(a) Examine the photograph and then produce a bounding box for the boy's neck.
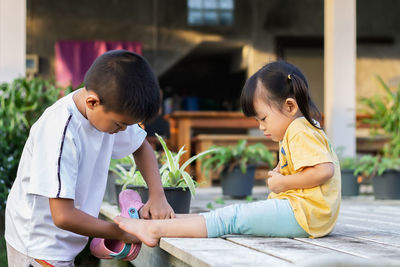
[72,88,88,119]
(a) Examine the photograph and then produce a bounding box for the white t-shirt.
[5,90,146,261]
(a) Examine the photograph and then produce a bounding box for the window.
[188,0,234,26]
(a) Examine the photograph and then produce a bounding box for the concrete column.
[0,0,26,83]
[324,0,356,157]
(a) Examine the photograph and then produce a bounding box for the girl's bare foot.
[114,216,160,247]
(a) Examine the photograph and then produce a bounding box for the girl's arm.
[133,139,175,219]
[49,198,138,243]
[267,162,334,193]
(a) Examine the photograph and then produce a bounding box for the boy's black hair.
[84,50,160,122]
[240,61,321,129]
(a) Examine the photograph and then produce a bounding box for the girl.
[114,61,341,246]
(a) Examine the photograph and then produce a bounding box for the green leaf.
[206,202,215,210]
[156,133,177,173]
[182,171,196,197]
[246,195,254,202]
[180,148,217,172]
[215,197,225,204]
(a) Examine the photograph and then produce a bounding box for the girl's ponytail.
[289,74,321,129]
[240,61,322,128]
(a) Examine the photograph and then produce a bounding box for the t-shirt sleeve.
[288,130,333,171]
[28,115,79,199]
[112,124,147,159]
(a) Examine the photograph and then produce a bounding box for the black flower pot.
[121,185,192,214]
[372,170,400,200]
[341,169,360,196]
[220,165,256,198]
[104,172,119,205]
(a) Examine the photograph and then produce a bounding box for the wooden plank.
[340,198,400,207]
[336,218,400,236]
[333,223,400,247]
[341,204,400,216]
[99,192,400,266]
[225,236,359,264]
[339,209,400,223]
[100,201,120,219]
[337,216,400,234]
[160,238,291,267]
[295,233,400,263]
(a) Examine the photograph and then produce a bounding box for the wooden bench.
[99,187,400,266]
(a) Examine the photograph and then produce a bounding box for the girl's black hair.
[240,61,321,129]
[84,50,160,123]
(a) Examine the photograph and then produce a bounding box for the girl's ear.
[284,98,299,115]
[85,93,101,110]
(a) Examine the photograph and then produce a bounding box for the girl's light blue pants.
[200,198,308,238]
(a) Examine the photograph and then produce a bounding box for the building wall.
[26,0,400,110]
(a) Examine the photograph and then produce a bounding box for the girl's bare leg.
[114,215,208,247]
[175,213,201,218]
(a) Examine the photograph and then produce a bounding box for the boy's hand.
[266,169,287,194]
[120,229,141,244]
[139,195,175,219]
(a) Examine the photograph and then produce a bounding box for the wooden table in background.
[168,111,259,167]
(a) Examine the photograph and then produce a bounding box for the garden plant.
[201,139,274,178]
[355,76,400,177]
[0,78,72,209]
[200,139,274,197]
[110,133,216,197]
[354,76,400,199]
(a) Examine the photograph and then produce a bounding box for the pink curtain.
[55,40,142,88]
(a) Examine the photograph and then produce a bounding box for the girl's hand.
[267,170,287,193]
[139,195,175,219]
[272,163,280,173]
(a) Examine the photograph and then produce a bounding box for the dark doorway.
[159,41,246,111]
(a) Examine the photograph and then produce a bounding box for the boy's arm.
[49,198,139,243]
[267,162,334,193]
[133,139,175,219]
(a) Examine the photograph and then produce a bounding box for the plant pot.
[372,170,400,200]
[220,165,256,198]
[115,185,192,214]
[104,172,119,205]
[341,169,359,196]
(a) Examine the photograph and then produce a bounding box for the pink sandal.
[90,189,144,261]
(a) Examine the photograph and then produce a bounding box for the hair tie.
[288,74,292,80]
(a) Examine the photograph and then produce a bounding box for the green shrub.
[0,78,72,209]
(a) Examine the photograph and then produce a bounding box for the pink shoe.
[90,189,144,261]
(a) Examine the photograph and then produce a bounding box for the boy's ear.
[285,98,298,115]
[85,93,101,110]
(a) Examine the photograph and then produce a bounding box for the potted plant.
[110,134,215,213]
[105,155,144,205]
[354,76,400,199]
[201,140,274,198]
[336,147,360,196]
[354,155,400,199]
[339,156,361,196]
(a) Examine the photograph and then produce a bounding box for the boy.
[5,50,175,266]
